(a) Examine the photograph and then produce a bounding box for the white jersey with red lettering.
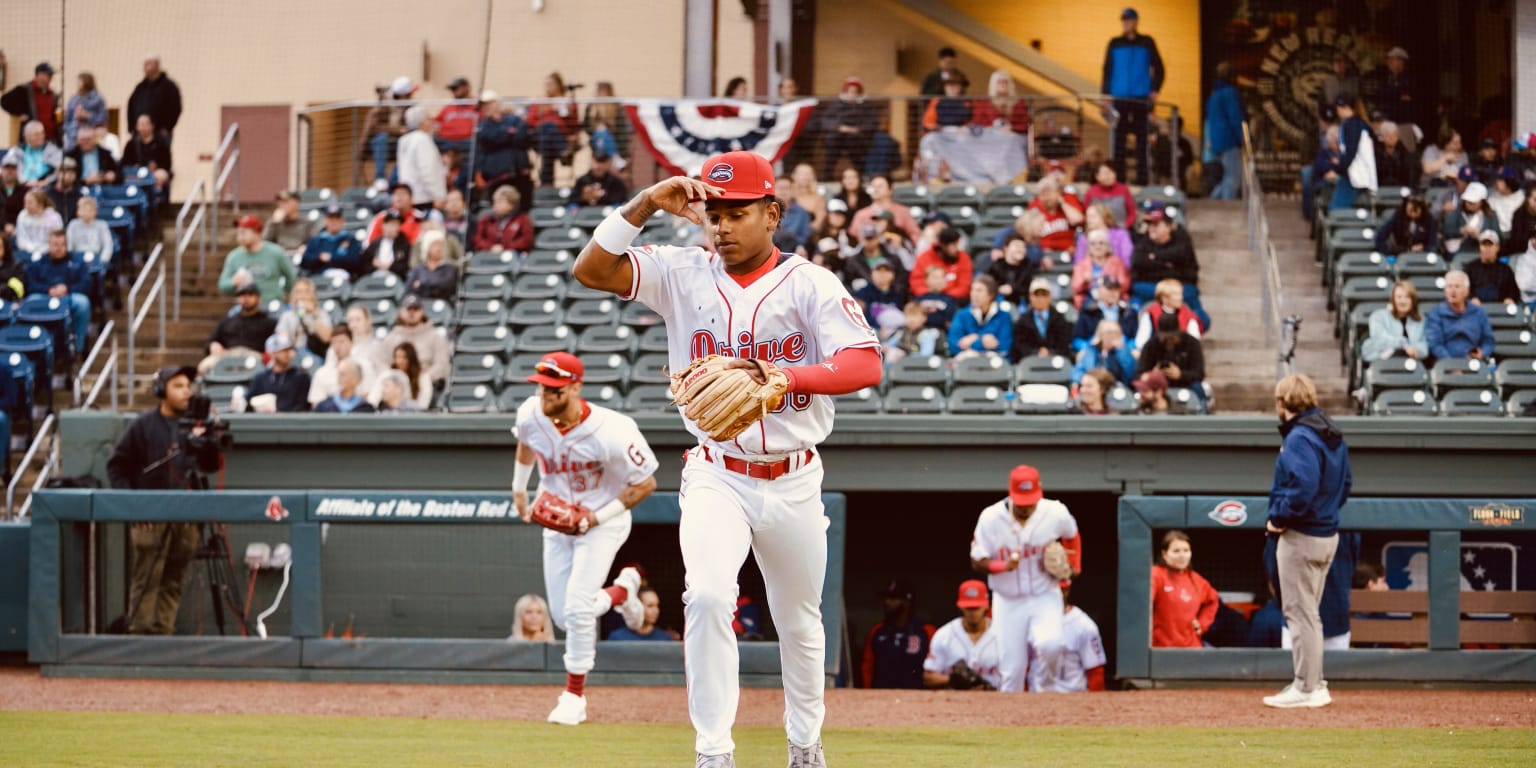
[1028,605,1105,693]
[514,397,659,511]
[922,617,1002,689]
[969,497,1079,598]
[622,244,879,459]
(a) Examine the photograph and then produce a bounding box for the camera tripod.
[190,520,251,637]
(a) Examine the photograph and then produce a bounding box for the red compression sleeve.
[781,346,882,396]
[1061,534,1082,573]
[1086,666,1106,691]
[987,559,1012,574]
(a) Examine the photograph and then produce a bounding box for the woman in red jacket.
[1151,530,1219,648]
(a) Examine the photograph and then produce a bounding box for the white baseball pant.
[993,589,1065,692]
[679,449,828,757]
[543,512,632,674]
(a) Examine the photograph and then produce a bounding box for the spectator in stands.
[909,228,972,304]
[574,152,629,208]
[1083,162,1136,227]
[309,326,378,407]
[913,211,955,269]
[368,184,436,245]
[397,106,447,209]
[970,70,1030,134]
[922,70,972,131]
[920,46,961,96]
[820,77,879,180]
[1130,210,1200,307]
[1,155,25,233]
[219,215,297,303]
[1101,8,1164,185]
[474,93,532,207]
[1441,183,1499,262]
[1516,230,1536,308]
[1074,276,1138,354]
[473,185,534,254]
[985,233,1036,303]
[61,72,106,152]
[1134,367,1170,413]
[364,77,414,182]
[385,341,433,410]
[1072,319,1136,386]
[65,197,111,264]
[810,237,846,275]
[434,76,478,152]
[1300,125,1340,224]
[439,188,471,246]
[1070,229,1131,309]
[842,220,906,288]
[1375,48,1417,147]
[406,231,459,301]
[1314,53,1359,129]
[948,275,1011,359]
[852,259,907,328]
[1361,280,1427,361]
[509,594,556,642]
[275,277,332,364]
[300,205,362,278]
[246,334,310,413]
[26,229,91,348]
[885,301,942,363]
[312,359,376,414]
[1489,167,1523,236]
[15,190,62,254]
[1029,177,1083,253]
[816,199,852,259]
[861,579,935,689]
[383,294,451,384]
[1470,139,1502,187]
[833,167,873,215]
[1075,367,1118,415]
[1012,278,1073,360]
[364,210,411,279]
[1373,121,1417,190]
[528,72,580,187]
[1330,97,1374,211]
[1465,231,1520,306]
[1504,186,1536,257]
[1136,313,1205,403]
[1425,270,1494,361]
[1373,194,1436,255]
[1073,203,1133,269]
[198,283,276,375]
[583,82,630,166]
[262,191,314,256]
[921,579,1000,691]
[608,587,677,641]
[65,125,119,186]
[122,114,173,193]
[1205,62,1246,200]
[127,55,182,142]
[1,63,59,143]
[4,121,63,187]
[786,164,827,233]
[45,158,82,223]
[848,175,920,243]
[372,369,421,413]
[1421,128,1466,190]
[1150,530,1219,647]
[914,266,958,331]
[722,77,749,99]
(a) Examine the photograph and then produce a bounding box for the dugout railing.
[26,489,847,684]
[1116,495,1535,684]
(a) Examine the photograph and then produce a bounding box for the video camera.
[180,393,233,457]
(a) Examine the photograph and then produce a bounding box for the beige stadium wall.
[0,0,687,203]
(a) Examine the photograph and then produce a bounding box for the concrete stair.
[1265,199,1350,413]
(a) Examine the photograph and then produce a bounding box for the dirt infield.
[1,668,1530,729]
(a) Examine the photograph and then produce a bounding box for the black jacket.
[46,180,82,223]
[1,182,27,227]
[1136,332,1206,386]
[1073,300,1139,347]
[127,74,183,134]
[66,145,122,184]
[1131,228,1199,286]
[1011,307,1074,361]
[1463,259,1521,305]
[247,367,312,413]
[362,235,413,281]
[207,311,277,354]
[106,407,220,490]
[122,132,173,173]
[0,83,59,142]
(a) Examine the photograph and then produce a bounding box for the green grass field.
[2,711,1530,767]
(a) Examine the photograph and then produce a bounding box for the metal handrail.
[172,179,207,320]
[1243,122,1288,378]
[6,413,55,520]
[82,338,118,411]
[126,243,167,399]
[72,319,116,408]
[212,124,241,270]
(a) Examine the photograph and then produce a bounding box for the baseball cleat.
[787,739,826,767]
[615,566,645,631]
[546,691,587,725]
[695,753,735,767]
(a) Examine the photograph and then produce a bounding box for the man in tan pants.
[1263,373,1351,709]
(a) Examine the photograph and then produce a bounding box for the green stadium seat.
[1392,251,1446,278]
[350,272,405,302]
[1507,389,1536,415]
[579,353,630,386]
[583,384,625,411]
[504,299,558,328]
[629,353,672,386]
[1372,388,1435,416]
[887,355,949,390]
[891,184,935,210]
[465,249,522,277]
[1440,389,1503,417]
[1430,357,1494,396]
[455,325,516,359]
[935,184,983,207]
[522,249,576,275]
[511,273,566,302]
[624,385,676,413]
[529,205,570,229]
[883,384,946,414]
[621,302,663,328]
[458,298,509,327]
[948,385,1010,415]
[572,206,618,229]
[577,325,637,358]
[446,383,495,413]
[564,298,620,328]
[638,325,669,354]
[833,387,882,413]
[534,227,588,251]
[984,184,1032,208]
[952,354,1013,386]
[532,186,572,206]
[461,273,512,301]
[1495,358,1536,397]
[204,353,262,385]
[516,324,576,355]
[450,353,503,386]
[1016,355,1072,387]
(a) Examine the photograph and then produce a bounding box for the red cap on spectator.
[1009,465,1043,506]
[956,579,989,608]
[237,214,263,230]
[526,352,583,387]
[701,151,776,201]
[842,76,864,91]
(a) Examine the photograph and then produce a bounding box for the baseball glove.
[528,492,595,536]
[949,660,995,691]
[668,355,789,441]
[1042,540,1074,580]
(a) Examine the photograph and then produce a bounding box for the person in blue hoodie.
[1330,96,1375,211]
[1205,62,1246,200]
[1262,373,1351,710]
[1101,7,1165,185]
[299,205,362,277]
[948,275,1012,358]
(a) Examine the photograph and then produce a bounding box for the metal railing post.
[1168,105,1181,187]
[109,336,118,409]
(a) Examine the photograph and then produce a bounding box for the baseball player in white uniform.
[512,351,660,726]
[573,150,882,768]
[1028,582,1107,693]
[922,579,1002,690]
[969,464,1082,692]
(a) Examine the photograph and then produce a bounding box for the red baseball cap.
[526,351,583,387]
[956,579,989,608]
[236,214,263,230]
[701,150,776,201]
[1009,464,1043,506]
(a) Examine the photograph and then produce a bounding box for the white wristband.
[593,210,643,254]
[512,461,533,493]
[593,498,628,525]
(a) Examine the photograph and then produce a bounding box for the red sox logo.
[265,495,289,522]
[1208,500,1248,527]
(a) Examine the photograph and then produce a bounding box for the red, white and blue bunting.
[623,99,819,177]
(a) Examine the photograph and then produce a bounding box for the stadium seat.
[583,384,625,411]
[465,249,523,276]
[298,188,334,204]
[948,385,1010,415]
[1165,387,1208,415]
[952,354,1013,386]
[1371,185,1412,214]
[455,325,516,360]
[1495,328,1536,360]
[629,353,673,386]
[1338,276,1394,338]
[1372,388,1435,416]
[577,325,637,358]
[1406,274,1446,304]
[883,384,946,414]
[446,383,495,413]
[312,272,350,302]
[579,353,630,386]
[935,184,982,207]
[564,298,620,328]
[458,298,510,327]
[834,387,882,414]
[496,384,537,412]
[18,294,75,361]
[515,324,576,354]
[450,353,503,386]
[888,355,949,389]
[564,279,611,303]
[984,184,1032,209]
[534,227,588,251]
[624,385,676,413]
[0,299,17,327]
[511,273,567,302]
[532,186,573,206]
[637,226,692,247]
[621,302,664,328]
[1495,358,1536,397]
[891,184,935,210]
[937,205,981,235]
[982,205,1026,228]
[1363,357,1429,400]
[461,273,512,301]
[423,298,455,327]
[3,351,34,433]
[1440,388,1503,417]
[204,353,262,385]
[1430,357,1494,396]
[1016,355,1072,386]
[1333,251,1391,283]
[522,249,576,275]
[638,325,669,354]
[1507,389,1536,416]
[572,205,618,229]
[1105,383,1138,414]
[505,299,561,329]
[350,272,405,302]
[1392,250,1446,278]
[1488,302,1531,331]
[529,205,570,229]
[1012,383,1073,414]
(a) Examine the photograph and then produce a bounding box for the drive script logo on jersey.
[1208,500,1248,527]
[690,329,808,363]
[707,163,734,182]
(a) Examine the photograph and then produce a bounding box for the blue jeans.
[1299,166,1316,221]
[66,293,91,353]
[369,133,394,181]
[1211,147,1243,199]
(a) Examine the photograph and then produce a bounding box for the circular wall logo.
[1253,27,1371,144]
[1208,500,1249,526]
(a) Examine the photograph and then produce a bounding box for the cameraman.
[106,365,222,635]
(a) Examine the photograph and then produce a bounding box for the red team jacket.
[1150,564,1220,648]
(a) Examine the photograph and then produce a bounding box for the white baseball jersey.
[623,245,879,458]
[922,617,1001,689]
[1028,606,1105,693]
[969,498,1079,598]
[514,397,659,509]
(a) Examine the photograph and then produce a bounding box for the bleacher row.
[1316,191,1536,416]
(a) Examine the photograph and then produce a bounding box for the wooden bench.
[1349,590,1536,646]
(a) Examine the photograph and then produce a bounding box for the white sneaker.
[546,691,587,725]
[788,739,826,767]
[1307,682,1333,708]
[614,566,644,631]
[696,754,735,768]
[1263,681,1331,709]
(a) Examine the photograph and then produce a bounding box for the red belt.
[697,446,814,480]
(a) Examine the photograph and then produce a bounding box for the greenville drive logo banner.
[624,99,818,177]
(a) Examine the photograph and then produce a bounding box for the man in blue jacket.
[1206,62,1246,200]
[1424,270,1495,362]
[1263,373,1350,709]
[25,229,92,353]
[300,205,363,278]
[1101,8,1165,185]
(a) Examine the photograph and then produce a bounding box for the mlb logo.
[1381,541,1517,591]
